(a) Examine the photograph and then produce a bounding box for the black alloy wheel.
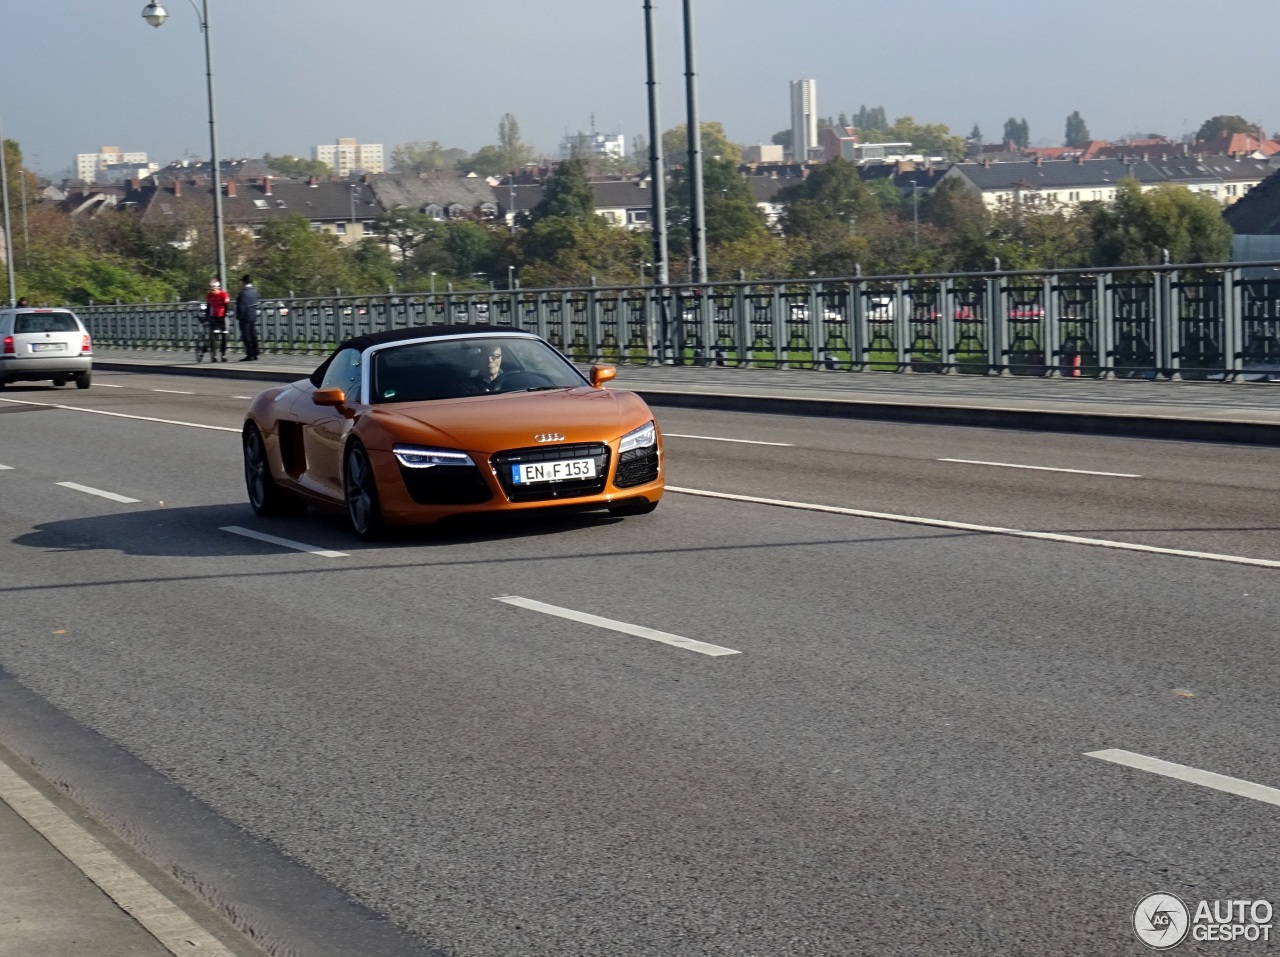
[243,423,304,516]
[344,442,386,540]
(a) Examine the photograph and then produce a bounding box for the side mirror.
[589,364,617,388]
[312,386,347,408]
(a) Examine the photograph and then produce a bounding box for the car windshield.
[15,312,78,334]
[369,336,588,404]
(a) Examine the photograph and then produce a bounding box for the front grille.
[397,464,493,505]
[614,447,659,488]
[491,443,610,503]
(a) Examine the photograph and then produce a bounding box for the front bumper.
[372,441,664,525]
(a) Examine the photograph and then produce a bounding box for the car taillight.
[81,334,92,354]
[2,336,12,355]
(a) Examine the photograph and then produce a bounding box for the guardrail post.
[988,273,1004,374]
[1159,267,1175,379]
[894,279,909,371]
[1223,267,1242,380]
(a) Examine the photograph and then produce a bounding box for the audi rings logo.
[534,433,564,443]
[1134,893,1190,950]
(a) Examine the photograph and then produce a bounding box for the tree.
[771,129,793,152]
[662,122,743,165]
[1003,118,1030,149]
[778,158,881,243]
[666,157,767,253]
[1064,111,1090,148]
[852,105,888,133]
[497,113,535,172]
[884,117,966,160]
[390,142,447,175]
[457,146,507,177]
[1087,180,1232,267]
[247,215,361,296]
[263,154,332,179]
[518,215,647,288]
[530,159,595,223]
[968,124,982,144]
[1195,115,1258,143]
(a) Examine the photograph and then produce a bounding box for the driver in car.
[477,343,503,391]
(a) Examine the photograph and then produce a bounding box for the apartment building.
[313,138,385,177]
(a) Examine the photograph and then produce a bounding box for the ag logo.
[1134,893,1190,950]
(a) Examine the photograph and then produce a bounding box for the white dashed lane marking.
[56,482,141,504]
[664,433,794,447]
[221,525,349,558]
[668,486,1280,570]
[1087,749,1280,809]
[151,389,195,395]
[495,595,741,657]
[0,397,238,432]
[0,464,12,470]
[938,458,1141,478]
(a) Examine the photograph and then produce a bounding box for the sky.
[6,0,1277,179]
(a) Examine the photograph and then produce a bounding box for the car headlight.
[618,420,656,454]
[393,444,475,468]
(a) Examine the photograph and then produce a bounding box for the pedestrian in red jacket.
[203,279,231,362]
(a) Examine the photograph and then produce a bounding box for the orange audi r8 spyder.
[242,326,664,539]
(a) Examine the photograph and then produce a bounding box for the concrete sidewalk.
[93,346,1280,444]
[0,746,266,957]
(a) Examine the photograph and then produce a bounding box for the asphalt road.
[1,369,1278,956]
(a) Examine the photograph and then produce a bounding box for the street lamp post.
[142,0,227,291]
[682,0,708,285]
[0,108,16,306]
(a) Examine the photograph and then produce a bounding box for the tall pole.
[682,0,707,284]
[0,109,15,306]
[201,0,227,290]
[643,0,669,287]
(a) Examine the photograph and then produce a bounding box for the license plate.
[31,343,65,352]
[512,458,596,484]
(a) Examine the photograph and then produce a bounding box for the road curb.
[632,389,1280,445]
[94,360,1280,446]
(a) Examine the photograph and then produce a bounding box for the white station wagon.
[0,307,93,389]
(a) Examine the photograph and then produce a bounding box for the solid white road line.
[939,457,1141,478]
[221,525,348,558]
[1086,749,1280,809]
[56,482,141,504]
[664,433,794,447]
[0,397,238,432]
[0,464,12,470]
[667,486,1280,570]
[151,388,195,395]
[0,756,237,957]
[495,595,741,657]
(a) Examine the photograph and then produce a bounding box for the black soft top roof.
[310,324,536,386]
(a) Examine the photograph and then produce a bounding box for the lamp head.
[142,2,168,27]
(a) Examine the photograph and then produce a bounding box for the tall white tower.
[790,79,818,161]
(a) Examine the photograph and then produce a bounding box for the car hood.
[361,387,650,454]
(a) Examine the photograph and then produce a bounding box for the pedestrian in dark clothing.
[236,275,260,361]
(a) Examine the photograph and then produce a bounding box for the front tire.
[243,423,305,516]
[344,442,386,541]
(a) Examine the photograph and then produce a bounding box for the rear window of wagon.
[15,313,79,334]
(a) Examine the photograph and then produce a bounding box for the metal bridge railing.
[77,262,1280,379]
